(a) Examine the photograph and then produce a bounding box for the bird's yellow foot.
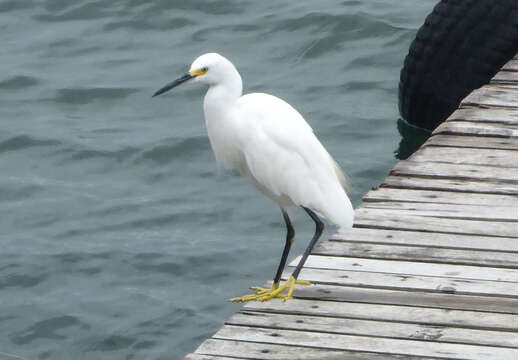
[230,276,310,302]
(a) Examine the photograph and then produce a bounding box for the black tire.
[399,0,518,131]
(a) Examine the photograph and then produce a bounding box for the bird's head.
[153,52,240,97]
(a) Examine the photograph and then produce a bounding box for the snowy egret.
[153,53,354,302]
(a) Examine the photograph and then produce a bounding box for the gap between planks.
[362,187,518,207]
[360,202,518,222]
[461,84,518,109]
[313,240,518,268]
[243,298,518,332]
[285,283,518,314]
[282,261,518,298]
[408,146,518,169]
[354,210,518,238]
[391,160,518,184]
[424,134,518,151]
[381,175,518,196]
[228,311,518,348]
[448,107,518,125]
[434,121,518,138]
[212,325,518,360]
[330,227,518,253]
[193,338,448,360]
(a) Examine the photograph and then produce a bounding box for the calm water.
[1,1,435,359]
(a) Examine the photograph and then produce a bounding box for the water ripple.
[0,0,32,12]
[0,135,62,153]
[89,335,137,352]
[137,136,209,165]
[0,75,39,90]
[10,316,81,345]
[65,146,139,162]
[54,87,138,104]
[0,272,48,290]
[34,2,117,22]
[104,17,194,32]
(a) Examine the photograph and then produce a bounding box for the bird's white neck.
[202,67,245,169]
[203,66,243,118]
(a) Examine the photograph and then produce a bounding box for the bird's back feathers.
[231,93,353,230]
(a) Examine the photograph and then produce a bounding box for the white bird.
[153,53,353,302]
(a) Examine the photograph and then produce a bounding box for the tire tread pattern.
[399,0,518,131]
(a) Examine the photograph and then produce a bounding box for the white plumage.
[153,52,354,302]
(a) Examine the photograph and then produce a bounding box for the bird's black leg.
[272,209,295,287]
[292,207,324,279]
[230,207,321,302]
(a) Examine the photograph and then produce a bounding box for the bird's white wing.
[235,93,352,228]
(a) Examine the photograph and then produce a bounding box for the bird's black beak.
[152,73,194,97]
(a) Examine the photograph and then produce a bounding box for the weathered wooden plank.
[214,325,518,359]
[297,255,518,282]
[228,311,518,348]
[361,201,518,222]
[291,283,518,314]
[298,255,518,286]
[330,227,518,253]
[243,298,518,331]
[392,160,518,183]
[194,339,431,360]
[288,265,518,298]
[462,84,518,109]
[448,108,518,124]
[492,71,518,84]
[355,209,518,238]
[382,175,518,195]
[301,253,518,282]
[409,146,518,168]
[185,354,238,360]
[363,187,518,207]
[434,121,518,138]
[425,133,518,150]
[314,241,518,268]
[502,59,518,71]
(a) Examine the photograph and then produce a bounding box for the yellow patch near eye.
[189,68,207,76]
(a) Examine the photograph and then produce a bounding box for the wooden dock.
[185,55,518,360]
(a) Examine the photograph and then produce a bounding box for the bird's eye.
[202,67,208,73]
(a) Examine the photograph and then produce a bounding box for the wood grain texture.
[382,175,518,195]
[502,59,518,71]
[361,201,518,221]
[492,70,518,84]
[425,133,518,150]
[287,283,518,314]
[195,339,434,360]
[213,326,518,360]
[447,108,518,124]
[185,354,238,360]
[462,84,518,109]
[363,187,518,207]
[409,146,518,168]
[434,121,518,138]
[228,311,518,348]
[354,209,518,238]
[243,299,518,331]
[391,160,518,183]
[330,227,518,252]
[314,241,518,268]
[294,255,518,283]
[284,265,518,298]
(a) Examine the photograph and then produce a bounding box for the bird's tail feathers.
[331,157,351,196]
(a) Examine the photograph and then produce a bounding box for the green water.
[1,1,435,358]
